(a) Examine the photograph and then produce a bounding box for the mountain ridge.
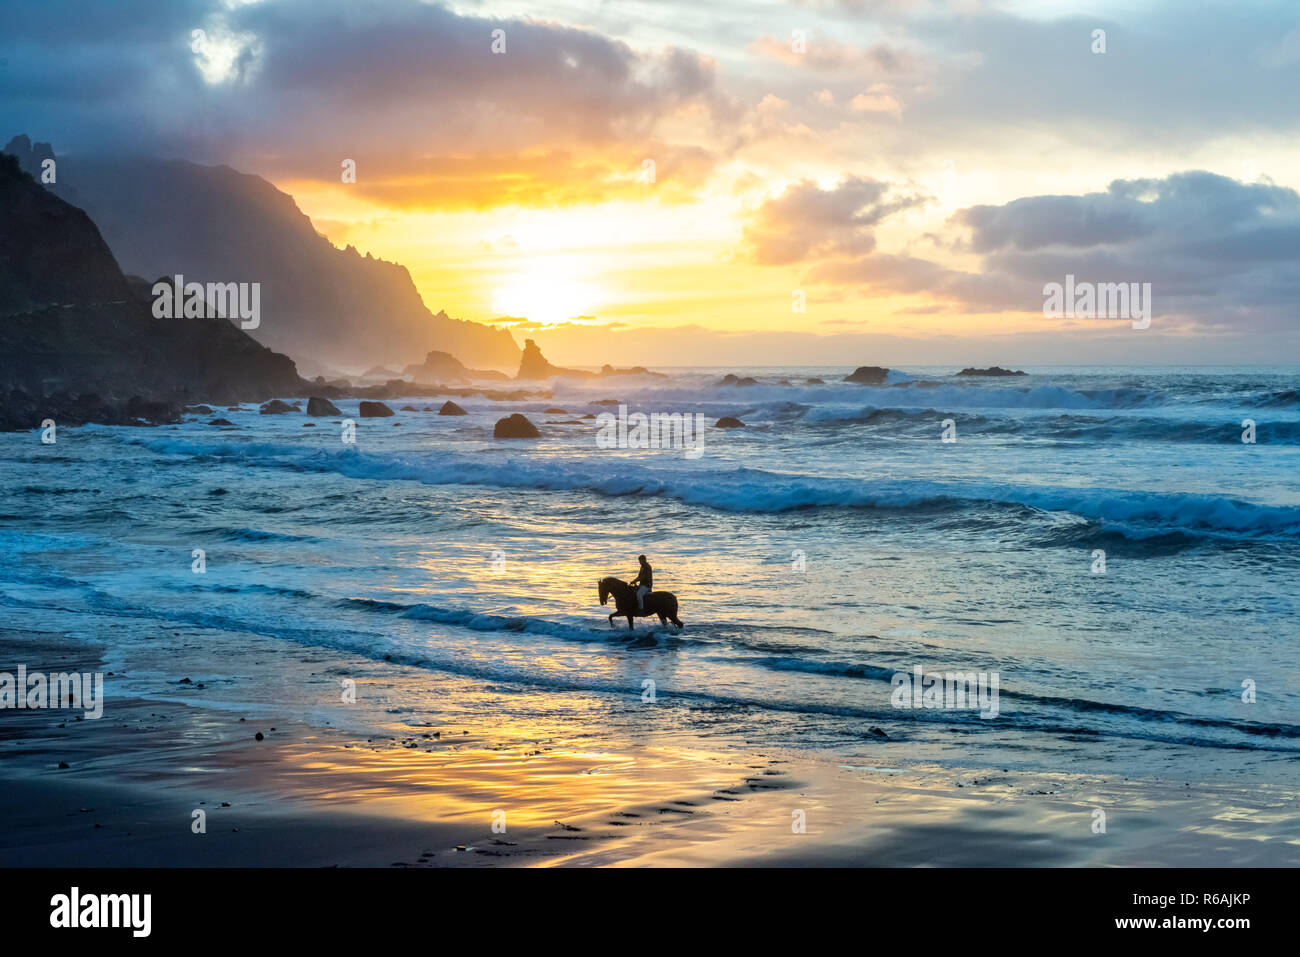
[3,137,520,372]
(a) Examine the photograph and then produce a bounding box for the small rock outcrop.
[714,416,745,429]
[359,400,395,417]
[515,339,595,380]
[306,396,341,416]
[493,413,540,438]
[955,366,1027,377]
[438,401,468,416]
[259,399,296,414]
[718,374,759,387]
[402,350,508,383]
[844,366,889,385]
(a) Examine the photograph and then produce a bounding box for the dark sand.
[3,630,1298,867]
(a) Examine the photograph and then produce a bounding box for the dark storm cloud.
[0,0,723,172]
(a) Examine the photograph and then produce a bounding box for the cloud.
[0,0,726,207]
[740,175,929,265]
[798,171,1300,330]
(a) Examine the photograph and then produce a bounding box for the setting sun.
[491,263,605,326]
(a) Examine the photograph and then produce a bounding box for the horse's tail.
[666,594,683,629]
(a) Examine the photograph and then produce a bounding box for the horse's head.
[598,578,610,605]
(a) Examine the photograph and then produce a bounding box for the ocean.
[3,365,1298,785]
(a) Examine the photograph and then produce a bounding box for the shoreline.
[3,630,1298,867]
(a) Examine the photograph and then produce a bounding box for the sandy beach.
[4,629,1296,868]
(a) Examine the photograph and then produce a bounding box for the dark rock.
[402,350,508,382]
[259,399,296,415]
[714,416,745,429]
[306,396,341,416]
[515,339,595,380]
[494,413,540,438]
[359,400,394,417]
[183,405,213,414]
[302,422,315,427]
[591,399,620,406]
[207,418,234,426]
[254,732,264,741]
[844,366,890,385]
[438,400,467,416]
[868,726,889,739]
[806,377,825,385]
[955,366,1027,377]
[544,408,567,414]
[400,404,418,411]
[598,363,665,378]
[718,374,759,387]
[58,761,70,769]
[125,396,181,424]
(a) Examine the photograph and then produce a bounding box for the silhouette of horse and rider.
[598,554,683,630]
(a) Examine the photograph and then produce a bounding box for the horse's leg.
[657,613,667,625]
[626,614,634,630]
[608,612,616,628]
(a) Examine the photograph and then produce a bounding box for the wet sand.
[2,630,1297,867]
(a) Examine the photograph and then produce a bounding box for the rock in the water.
[207,418,235,426]
[400,404,418,411]
[544,407,567,414]
[402,350,509,383]
[955,366,1027,377]
[359,400,395,417]
[306,396,342,416]
[183,404,213,415]
[515,338,595,380]
[718,374,759,387]
[259,399,296,414]
[868,726,889,739]
[844,366,889,385]
[714,416,745,429]
[591,399,620,406]
[493,413,540,438]
[438,400,468,416]
[806,377,825,385]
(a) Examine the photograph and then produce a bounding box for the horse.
[598,576,683,630]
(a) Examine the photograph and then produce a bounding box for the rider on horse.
[630,554,653,610]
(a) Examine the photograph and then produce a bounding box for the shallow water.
[3,365,1298,784]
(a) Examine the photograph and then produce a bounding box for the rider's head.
[638,554,647,563]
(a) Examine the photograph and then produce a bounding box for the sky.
[3,0,1300,365]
